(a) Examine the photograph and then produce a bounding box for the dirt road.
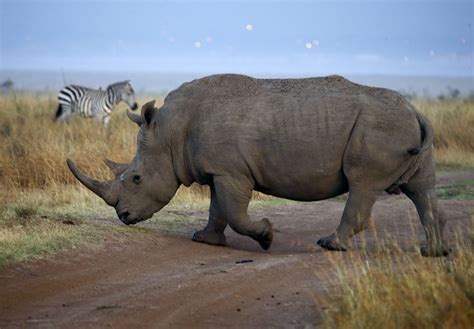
[1,171,473,328]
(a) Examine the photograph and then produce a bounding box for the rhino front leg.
[213,176,273,250]
[192,185,228,246]
[317,189,378,251]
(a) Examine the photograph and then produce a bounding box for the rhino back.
[162,74,418,200]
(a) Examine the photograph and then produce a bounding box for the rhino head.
[67,100,180,225]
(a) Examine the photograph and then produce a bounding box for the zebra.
[55,81,138,127]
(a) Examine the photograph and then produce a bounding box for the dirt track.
[1,171,473,328]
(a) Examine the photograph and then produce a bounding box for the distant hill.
[0,70,472,98]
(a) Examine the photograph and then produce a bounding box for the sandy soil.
[0,171,473,328]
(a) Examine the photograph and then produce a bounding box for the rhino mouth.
[118,211,153,225]
[118,211,140,225]
[118,211,134,225]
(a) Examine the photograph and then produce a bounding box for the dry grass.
[320,230,474,329]
[414,99,474,168]
[0,183,112,266]
[0,220,96,266]
[0,94,145,189]
[0,213,152,266]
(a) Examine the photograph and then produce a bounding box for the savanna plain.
[0,94,473,328]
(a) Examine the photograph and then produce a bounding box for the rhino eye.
[132,175,141,185]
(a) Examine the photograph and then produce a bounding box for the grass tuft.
[0,220,98,266]
[436,180,474,200]
[14,204,38,219]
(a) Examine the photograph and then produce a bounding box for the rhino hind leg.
[212,176,273,250]
[317,189,378,251]
[399,154,449,257]
[192,185,227,246]
[401,184,449,257]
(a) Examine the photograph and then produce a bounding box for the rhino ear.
[141,99,156,126]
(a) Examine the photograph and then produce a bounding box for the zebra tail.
[54,104,63,121]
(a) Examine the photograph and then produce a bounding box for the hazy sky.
[1,0,473,76]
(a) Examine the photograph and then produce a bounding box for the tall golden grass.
[0,94,146,190]
[413,99,474,168]
[320,230,474,329]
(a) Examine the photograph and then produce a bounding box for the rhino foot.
[192,230,227,246]
[256,218,273,250]
[317,236,348,251]
[420,244,450,257]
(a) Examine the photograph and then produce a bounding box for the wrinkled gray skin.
[67,74,450,257]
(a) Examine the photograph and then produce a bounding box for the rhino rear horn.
[66,159,117,206]
[104,159,128,177]
[127,110,143,126]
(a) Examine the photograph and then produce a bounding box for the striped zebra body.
[55,81,137,127]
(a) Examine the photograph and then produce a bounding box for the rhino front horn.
[66,159,117,206]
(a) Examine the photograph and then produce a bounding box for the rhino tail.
[407,110,434,156]
[387,109,434,194]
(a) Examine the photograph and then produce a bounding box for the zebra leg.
[54,104,63,121]
[56,104,72,123]
[102,115,111,127]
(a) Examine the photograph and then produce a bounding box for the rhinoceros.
[67,74,449,257]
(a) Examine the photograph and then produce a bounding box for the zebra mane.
[106,80,130,91]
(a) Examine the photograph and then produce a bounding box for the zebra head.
[108,81,138,111]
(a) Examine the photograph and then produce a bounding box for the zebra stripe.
[55,81,137,127]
